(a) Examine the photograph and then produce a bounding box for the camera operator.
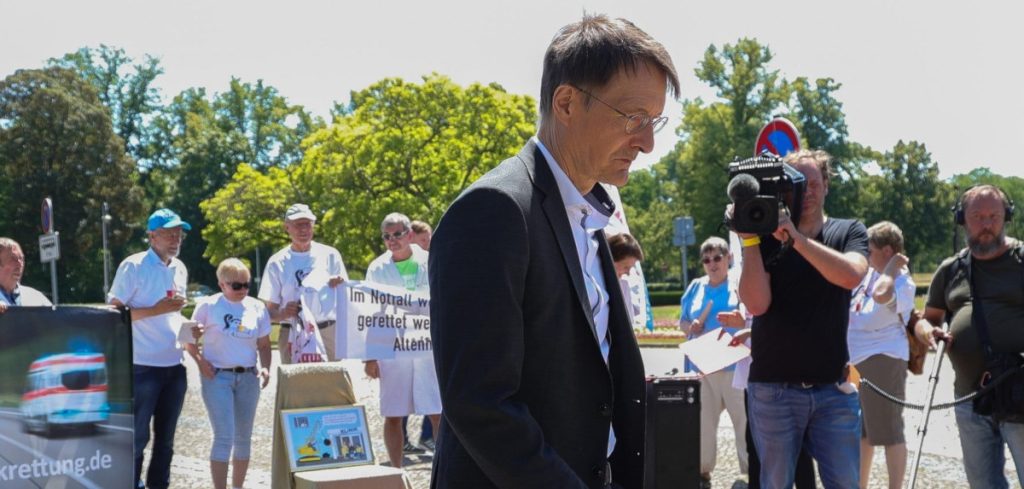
[915,184,1024,488]
[729,149,869,488]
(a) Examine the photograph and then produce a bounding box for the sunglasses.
[701,255,724,265]
[228,282,250,291]
[381,230,409,241]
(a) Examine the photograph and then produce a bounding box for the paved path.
[152,349,1016,488]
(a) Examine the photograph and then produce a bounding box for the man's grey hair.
[0,238,20,262]
[381,212,411,232]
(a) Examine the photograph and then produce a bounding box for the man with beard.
[109,208,191,489]
[916,184,1024,488]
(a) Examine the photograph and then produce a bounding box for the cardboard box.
[293,465,411,489]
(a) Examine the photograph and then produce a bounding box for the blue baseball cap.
[147,208,191,232]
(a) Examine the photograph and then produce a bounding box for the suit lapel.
[519,142,600,344]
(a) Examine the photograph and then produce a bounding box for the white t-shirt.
[258,241,347,323]
[108,248,188,366]
[0,285,52,306]
[191,294,272,368]
[847,268,916,365]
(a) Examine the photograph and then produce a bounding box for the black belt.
[280,320,335,330]
[215,366,255,373]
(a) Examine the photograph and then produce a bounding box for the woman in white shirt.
[848,221,915,489]
[187,258,272,489]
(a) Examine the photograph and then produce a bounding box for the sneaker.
[700,475,712,489]
[403,441,425,453]
[420,438,436,452]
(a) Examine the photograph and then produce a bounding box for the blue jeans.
[954,402,1024,488]
[747,382,861,489]
[134,364,187,489]
[201,369,261,462]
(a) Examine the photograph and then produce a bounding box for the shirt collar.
[145,247,173,267]
[533,136,617,223]
[1,285,19,305]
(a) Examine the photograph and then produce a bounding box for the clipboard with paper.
[679,299,750,374]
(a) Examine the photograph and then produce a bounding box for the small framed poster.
[280,405,374,472]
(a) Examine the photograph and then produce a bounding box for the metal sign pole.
[49,260,58,305]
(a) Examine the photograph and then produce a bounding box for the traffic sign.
[39,232,60,263]
[41,197,53,234]
[673,216,695,247]
[754,118,801,157]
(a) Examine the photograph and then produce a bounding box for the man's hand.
[364,360,380,379]
[725,204,757,240]
[772,210,803,246]
[916,322,952,348]
[0,303,7,314]
[328,276,346,288]
[191,323,205,341]
[154,295,186,315]
[281,301,301,318]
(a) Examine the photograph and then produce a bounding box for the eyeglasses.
[155,230,187,241]
[229,282,250,291]
[701,255,724,265]
[572,85,669,135]
[381,229,410,241]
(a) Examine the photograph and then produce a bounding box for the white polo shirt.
[108,248,188,366]
[0,285,52,306]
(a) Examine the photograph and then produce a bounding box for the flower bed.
[634,321,686,347]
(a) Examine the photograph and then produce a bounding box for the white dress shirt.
[535,136,616,456]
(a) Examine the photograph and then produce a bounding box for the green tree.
[631,39,864,279]
[200,164,294,267]
[202,74,536,271]
[48,45,164,163]
[148,80,322,285]
[0,67,145,301]
[863,141,952,270]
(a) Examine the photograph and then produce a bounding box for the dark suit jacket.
[429,140,647,488]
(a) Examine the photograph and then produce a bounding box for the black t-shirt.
[749,217,869,383]
[926,244,1024,397]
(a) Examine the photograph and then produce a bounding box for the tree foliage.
[0,67,144,301]
[147,80,322,284]
[202,74,537,271]
[48,45,164,163]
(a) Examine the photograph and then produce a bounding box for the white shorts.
[378,356,442,417]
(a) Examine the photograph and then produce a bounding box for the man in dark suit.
[429,14,679,489]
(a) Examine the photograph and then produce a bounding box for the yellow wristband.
[741,236,761,248]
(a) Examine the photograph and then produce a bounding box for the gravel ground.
[148,350,1018,488]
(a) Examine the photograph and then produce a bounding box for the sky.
[2,0,1022,179]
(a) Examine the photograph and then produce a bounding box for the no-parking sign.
[754,118,801,157]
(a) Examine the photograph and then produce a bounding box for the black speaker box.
[644,377,701,489]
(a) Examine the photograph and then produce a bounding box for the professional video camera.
[725,152,807,235]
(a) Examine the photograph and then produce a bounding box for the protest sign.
[336,281,431,360]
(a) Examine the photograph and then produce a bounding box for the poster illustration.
[0,306,133,488]
[280,405,373,472]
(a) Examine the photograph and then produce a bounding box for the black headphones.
[952,184,1015,225]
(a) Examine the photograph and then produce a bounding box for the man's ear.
[550,84,577,127]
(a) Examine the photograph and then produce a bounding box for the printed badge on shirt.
[223,313,257,339]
